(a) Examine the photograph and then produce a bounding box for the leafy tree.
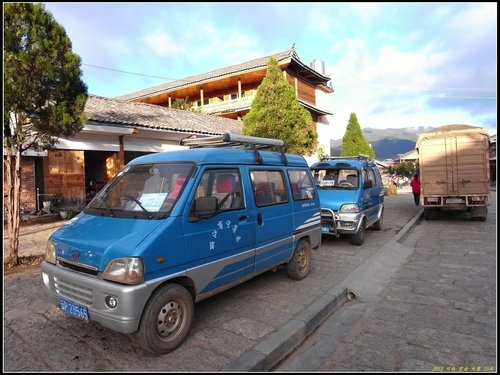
[242,57,317,155]
[171,96,202,113]
[395,161,415,177]
[341,113,375,158]
[4,3,88,269]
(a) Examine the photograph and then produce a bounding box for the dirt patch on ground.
[4,255,44,274]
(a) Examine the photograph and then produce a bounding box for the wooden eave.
[298,100,333,116]
[117,46,332,105]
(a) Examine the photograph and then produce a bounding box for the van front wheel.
[350,220,366,246]
[373,210,383,231]
[135,283,194,354]
[286,239,311,280]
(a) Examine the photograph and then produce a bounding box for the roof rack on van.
[180,133,287,165]
[321,154,373,162]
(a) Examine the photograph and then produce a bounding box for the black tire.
[350,220,366,246]
[286,239,312,280]
[135,284,194,354]
[471,215,487,222]
[470,207,487,221]
[373,210,383,231]
[423,208,435,220]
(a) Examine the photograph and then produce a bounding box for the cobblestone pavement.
[274,192,497,372]
[5,188,483,372]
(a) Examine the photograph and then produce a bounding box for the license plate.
[322,226,331,233]
[60,298,89,322]
[446,198,463,204]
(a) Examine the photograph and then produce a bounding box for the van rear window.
[250,170,288,206]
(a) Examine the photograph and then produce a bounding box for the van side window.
[364,168,377,188]
[288,169,316,200]
[195,169,243,211]
[250,170,287,206]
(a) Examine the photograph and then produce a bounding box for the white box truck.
[416,124,490,220]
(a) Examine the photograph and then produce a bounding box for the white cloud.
[144,32,185,58]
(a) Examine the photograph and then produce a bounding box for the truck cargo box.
[416,124,490,220]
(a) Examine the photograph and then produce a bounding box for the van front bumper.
[320,208,363,236]
[41,261,152,334]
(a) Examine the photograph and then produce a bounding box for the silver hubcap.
[157,301,184,339]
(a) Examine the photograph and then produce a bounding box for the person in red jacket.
[410,173,421,206]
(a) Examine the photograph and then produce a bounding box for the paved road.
[274,193,497,372]
[4,188,495,372]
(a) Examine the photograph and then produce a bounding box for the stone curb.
[224,208,424,372]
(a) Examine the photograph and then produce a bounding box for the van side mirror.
[364,180,372,189]
[191,196,218,220]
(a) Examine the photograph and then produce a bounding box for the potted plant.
[59,209,68,220]
[51,192,63,207]
[65,207,83,220]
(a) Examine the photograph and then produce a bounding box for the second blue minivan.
[310,155,384,245]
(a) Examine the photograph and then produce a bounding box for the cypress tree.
[242,57,317,155]
[341,113,375,158]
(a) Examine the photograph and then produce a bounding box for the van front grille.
[53,275,93,306]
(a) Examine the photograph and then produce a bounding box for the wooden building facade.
[117,46,333,122]
[117,45,334,156]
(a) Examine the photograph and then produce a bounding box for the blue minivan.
[310,155,384,245]
[41,133,321,354]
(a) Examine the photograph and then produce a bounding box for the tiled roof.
[85,95,242,135]
[115,47,295,101]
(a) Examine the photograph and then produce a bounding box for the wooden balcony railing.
[199,95,255,115]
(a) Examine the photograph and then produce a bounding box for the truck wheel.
[350,220,366,246]
[423,208,436,220]
[373,210,383,231]
[286,239,311,280]
[135,283,194,354]
[470,207,488,221]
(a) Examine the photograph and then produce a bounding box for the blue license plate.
[60,298,89,322]
[322,226,330,233]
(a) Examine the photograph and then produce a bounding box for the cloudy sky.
[43,2,497,139]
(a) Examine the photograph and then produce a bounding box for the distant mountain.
[329,126,435,160]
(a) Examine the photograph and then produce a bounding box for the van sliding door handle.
[257,213,263,225]
[238,215,248,221]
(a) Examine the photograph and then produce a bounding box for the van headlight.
[45,240,56,264]
[103,257,144,285]
[340,204,360,213]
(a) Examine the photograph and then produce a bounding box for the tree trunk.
[4,150,21,269]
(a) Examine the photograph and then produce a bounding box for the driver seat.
[346,174,358,187]
[213,174,240,209]
[169,174,186,200]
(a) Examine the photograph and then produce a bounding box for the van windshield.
[312,168,359,189]
[85,163,194,219]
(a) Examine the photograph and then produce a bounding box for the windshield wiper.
[122,194,152,217]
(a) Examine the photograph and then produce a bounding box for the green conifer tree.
[341,113,375,158]
[242,57,317,155]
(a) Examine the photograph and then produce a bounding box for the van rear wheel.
[135,283,194,354]
[286,239,311,280]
